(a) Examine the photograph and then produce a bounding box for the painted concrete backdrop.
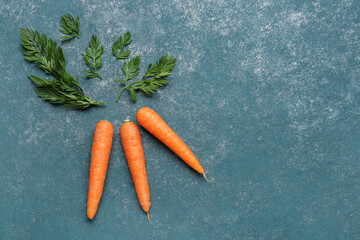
[0,0,359,239]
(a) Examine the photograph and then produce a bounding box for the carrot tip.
[203,173,214,183]
[147,212,150,222]
[87,213,95,220]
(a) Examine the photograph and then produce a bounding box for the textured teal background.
[1,0,360,239]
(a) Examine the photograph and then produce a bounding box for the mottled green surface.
[1,0,359,239]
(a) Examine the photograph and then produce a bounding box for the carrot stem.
[116,86,127,102]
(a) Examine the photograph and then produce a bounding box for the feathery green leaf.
[20,28,104,109]
[59,14,80,40]
[116,54,176,102]
[82,35,103,79]
[112,32,132,59]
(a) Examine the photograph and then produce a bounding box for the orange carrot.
[136,107,213,181]
[120,120,151,221]
[87,120,113,220]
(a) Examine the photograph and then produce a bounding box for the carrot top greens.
[21,14,177,108]
[20,28,105,109]
[112,32,132,60]
[116,54,177,102]
[82,35,104,79]
[59,14,80,40]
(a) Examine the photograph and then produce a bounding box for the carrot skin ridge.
[87,120,114,220]
[120,121,151,214]
[136,107,205,174]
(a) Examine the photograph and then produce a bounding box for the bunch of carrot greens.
[87,107,213,221]
[20,14,176,109]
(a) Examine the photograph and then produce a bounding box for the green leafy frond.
[21,28,66,77]
[116,54,176,102]
[20,28,104,109]
[29,74,103,109]
[122,55,141,81]
[142,54,177,80]
[59,14,80,40]
[82,35,103,79]
[112,32,132,59]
